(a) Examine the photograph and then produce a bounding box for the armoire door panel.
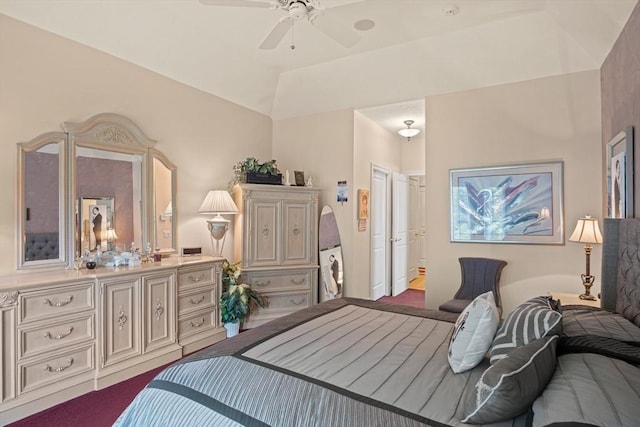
[282,202,310,265]
[248,200,280,266]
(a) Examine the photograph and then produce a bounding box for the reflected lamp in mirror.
[569,215,602,301]
[104,228,118,252]
[198,190,238,257]
[160,202,172,221]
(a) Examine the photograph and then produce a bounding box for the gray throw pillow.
[489,296,562,364]
[462,335,558,424]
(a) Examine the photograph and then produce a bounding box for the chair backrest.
[454,257,507,308]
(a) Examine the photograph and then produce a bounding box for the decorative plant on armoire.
[229,157,282,187]
[220,259,267,337]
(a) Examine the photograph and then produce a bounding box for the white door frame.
[370,164,391,298]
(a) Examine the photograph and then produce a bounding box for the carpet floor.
[7,289,425,426]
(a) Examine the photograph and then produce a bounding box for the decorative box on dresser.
[0,256,224,425]
[233,184,321,328]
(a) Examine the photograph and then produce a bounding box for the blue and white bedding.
[115,297,640,427]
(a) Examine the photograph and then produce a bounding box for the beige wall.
[272,110,356,296]
[401,134,426,174]
[601,1,640,216]
[0,15,271,274]
[425,70,603,315]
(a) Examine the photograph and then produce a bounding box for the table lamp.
[198,190,238,257]
[568,215,602,300]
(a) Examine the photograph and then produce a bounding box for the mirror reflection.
[75,147,143,255]
[23,141,62,263]
[153,155,175,253]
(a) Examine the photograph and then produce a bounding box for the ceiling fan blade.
[259,17,293,49]
[199,0,276,8]
[310,12,360,48]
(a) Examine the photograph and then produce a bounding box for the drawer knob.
[292,225,300,236]
[255,280,271,287]
[188,273,205,283]
[262,225,269,238]
[43,358,74,372]
[290,278,305,285]
[155,299,165,321]
[117,307,128,330]
[290,297,306,305]
[189,295,206,305]
[189,318,205,328]
[43,326,74,340]
[43,295,74,307]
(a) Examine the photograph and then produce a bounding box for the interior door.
[370,166,389,300]
[392,172,409,296]
[407,177,418,282]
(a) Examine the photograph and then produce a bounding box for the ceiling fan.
[199,0,361,50]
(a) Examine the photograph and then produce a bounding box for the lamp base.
[579,273,596,301]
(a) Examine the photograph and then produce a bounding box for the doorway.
[370,166,412,299]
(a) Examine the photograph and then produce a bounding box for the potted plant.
[230,157,282,187]
[220,259,266,337]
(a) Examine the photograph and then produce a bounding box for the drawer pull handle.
[290,297,306,305]
[155,300,165,321]
[43,296,73,307]
[189,295,206,305]
[188,273,205,283]
[262,225,269,238]
[255,280,271,287]
[189,318,205,328]
[291,278,305,285]
[43,358,74,372]
[292,225,300,236]
[118,307,128,330]
[43,326,74,340]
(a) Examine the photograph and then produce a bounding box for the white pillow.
[448,291,500,373]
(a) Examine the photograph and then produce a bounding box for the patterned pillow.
[462,335,558,424]
[448,291,500,373]
[489,296,562,364]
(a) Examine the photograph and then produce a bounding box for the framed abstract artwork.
[450,161,564,244]
[606,126,634,218]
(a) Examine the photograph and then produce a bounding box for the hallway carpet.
[8,292,426,426]
[377,289,425,309]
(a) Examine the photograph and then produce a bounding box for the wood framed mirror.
[17,113,178,269]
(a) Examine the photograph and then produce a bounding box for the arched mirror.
[151,150,177,255]
[17,133,68,268]
[17,113,177,269]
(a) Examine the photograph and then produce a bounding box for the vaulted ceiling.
[0,0,636,134]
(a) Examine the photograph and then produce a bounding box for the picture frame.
[294,170,305,186]
[450,161,564,244]
[358,189,369,220]
[77,197,114,253]
[606,126,635,218]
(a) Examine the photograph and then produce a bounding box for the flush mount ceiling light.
[398,120,420,141]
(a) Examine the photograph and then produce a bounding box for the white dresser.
[233,184,320,328]
[0,256,224,425]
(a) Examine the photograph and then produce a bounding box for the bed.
[115,219,640,426]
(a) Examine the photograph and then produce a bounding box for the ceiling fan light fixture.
[398,120,420,140]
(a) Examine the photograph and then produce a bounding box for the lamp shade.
[569,215,602,244]
[398,119,420,140]
[198,190,238,215]
[104,228,118,241]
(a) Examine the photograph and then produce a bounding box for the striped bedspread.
[115,299,528,427]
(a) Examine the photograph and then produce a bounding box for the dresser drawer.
[19,282,94,324]
[177,309,216,340]
[19,314,94,359]
[178,266,215,291]
[244,269,313,292]
[18,344,94,394]
[178,288,216,317]
[260,291,310,311]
